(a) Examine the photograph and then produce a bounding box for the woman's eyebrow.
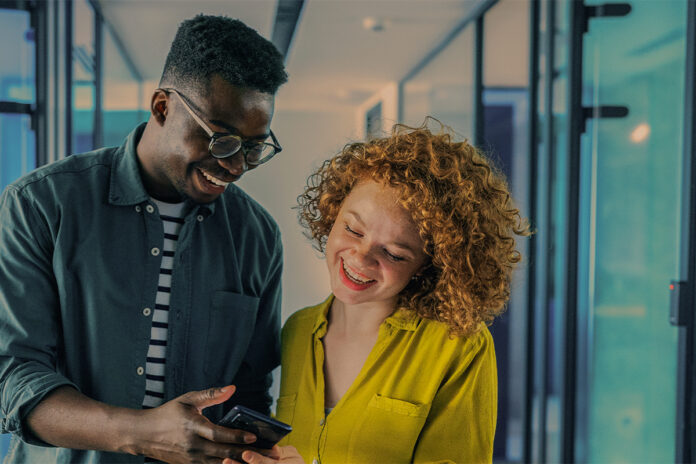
[345,210,418,253]
[345,210,365,225]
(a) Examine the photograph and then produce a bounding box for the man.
[0,15,287,463]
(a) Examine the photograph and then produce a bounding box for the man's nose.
[216,152,247,176]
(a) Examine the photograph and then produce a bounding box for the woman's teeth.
[343,260,374,284]
[201,170,229,187]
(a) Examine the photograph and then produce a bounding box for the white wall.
[236,109,359,324]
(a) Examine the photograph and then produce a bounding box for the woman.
[237,121,528,464]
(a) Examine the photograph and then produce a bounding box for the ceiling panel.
[97,0,277,82]
[97,0,486,112]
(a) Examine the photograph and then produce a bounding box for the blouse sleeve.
[412,327,498,463]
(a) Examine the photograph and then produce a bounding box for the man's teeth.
[201,170,229,187]
[343,261,374,284]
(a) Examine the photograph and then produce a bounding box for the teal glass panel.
[72,0,96,153]
[0,435,8,462]
[0,10,34,103]
[0,10,36,456]
[481,0,531,461]
[531,0,550,461]
[545,1,570,461]
[401,26,475,140]
[578,0,686,462]
[0,114,35,190]
[102,22,146,147]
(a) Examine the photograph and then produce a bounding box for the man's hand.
[132,385,272,464]
[27,384,270,463]
[223,445,305,464]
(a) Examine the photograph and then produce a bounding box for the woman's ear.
[150,89,169,125]
[414,262,432,279]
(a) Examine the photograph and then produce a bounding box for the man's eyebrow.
[209,119,269,140]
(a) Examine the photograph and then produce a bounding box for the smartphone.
[218,405,292,449]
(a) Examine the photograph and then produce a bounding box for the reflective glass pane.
[402,26,475,140]
[0,435,7,462]
[72,0,96,153]
[547,0,570,461]
[102,22,145,147]
[481,0,530,461]
[531,0,550,461]
[0,114,36,191]
[0,9,34,103]
[578,0,686,462]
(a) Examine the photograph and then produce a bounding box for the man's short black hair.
[160,15,288,95]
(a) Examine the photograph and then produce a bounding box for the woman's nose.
[350,243,377,267]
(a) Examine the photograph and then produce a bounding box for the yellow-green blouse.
[276,295,497,463]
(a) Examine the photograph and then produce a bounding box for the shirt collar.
[312,295,333,337]
[312,295,420,337]
[107,122,217,216]
[383,307,420,331]
[108,122,151,206]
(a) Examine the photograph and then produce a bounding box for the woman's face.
[325,180,428,309]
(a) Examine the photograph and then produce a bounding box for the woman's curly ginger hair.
[298,121,529,337]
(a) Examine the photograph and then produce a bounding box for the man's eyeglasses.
[159,88,282,166]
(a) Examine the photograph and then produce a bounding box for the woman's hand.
[223,445,305,464]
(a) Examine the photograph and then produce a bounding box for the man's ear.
[150,89,169,125]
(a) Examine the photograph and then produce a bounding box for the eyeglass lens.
[210,135,275,164]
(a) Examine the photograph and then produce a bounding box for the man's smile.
[199,168,231,187]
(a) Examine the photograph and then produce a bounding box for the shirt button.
[319,418,325,426]
[151,247,160,256]
[312,459,319,464]
[146,204,155,213]
[135,205,142,213]
[197,214,204,222]
[142,307,152,317]
[136,366,144,375]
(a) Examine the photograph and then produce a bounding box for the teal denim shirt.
[0,124,282,463]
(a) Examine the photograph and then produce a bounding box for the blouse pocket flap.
[368,394,431,418]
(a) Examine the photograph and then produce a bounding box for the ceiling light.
[362,16,386,32]
[630,123,650,143]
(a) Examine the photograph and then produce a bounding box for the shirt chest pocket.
[204,291,260,381]
[348,394,432,463]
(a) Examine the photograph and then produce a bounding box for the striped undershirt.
[142,199,186,411]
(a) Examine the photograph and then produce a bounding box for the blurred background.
[1,0,695,462]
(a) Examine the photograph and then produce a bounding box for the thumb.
[180,385,236,413]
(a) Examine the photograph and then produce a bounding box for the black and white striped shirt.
[142,199,186,410]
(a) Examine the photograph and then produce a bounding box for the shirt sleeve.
[0,186,78,445]
[412,327,498,463]
[230,227,283,415]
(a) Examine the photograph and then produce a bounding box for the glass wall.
[401,26,475,140]
[546,1,570,461]
[0,8,36,191]
[480,0,530,461]
[0,6,36,457]
[72,0,96,154]
[576,0,687,461]
[102,22,146,147]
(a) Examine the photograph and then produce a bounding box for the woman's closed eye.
[345,224,363,237]
[384,249,405,262]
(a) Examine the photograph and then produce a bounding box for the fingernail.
[244,433,256,443]
[219,386,228,392]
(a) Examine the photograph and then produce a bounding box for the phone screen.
[218,405,292,449]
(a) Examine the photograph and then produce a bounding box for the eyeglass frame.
[158,87,282,166]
